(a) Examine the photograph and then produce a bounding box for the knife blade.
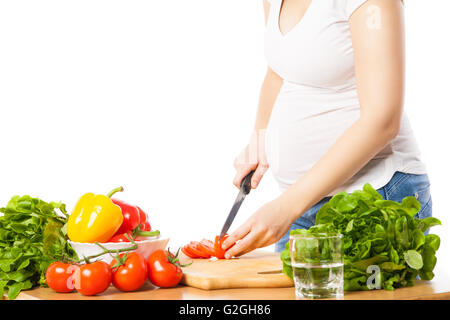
[219,170,255,241]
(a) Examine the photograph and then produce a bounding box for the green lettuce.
[0,195,77,299]
[281,183,441,291]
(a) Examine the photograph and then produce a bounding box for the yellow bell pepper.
[67,187,124,243]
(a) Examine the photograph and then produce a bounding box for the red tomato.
[107,231,133,243]
[147,249,183,288]
[181,245,198,258]
[45,262,76,293]
[110,252,148,292]
[214,235,230,259]
[112,199,141,234]
[74,261,112,296]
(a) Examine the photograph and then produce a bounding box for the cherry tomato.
[108,231,133,243]
[112,199,141,234]
[74,261,112,296]
[147,249,184,288]
[45,262,76,293]
[110,252,148,292]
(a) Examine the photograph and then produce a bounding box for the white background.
[0,0,449,270]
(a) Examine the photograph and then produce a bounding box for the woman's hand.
[233,130,268,190]
[221,197,296,258]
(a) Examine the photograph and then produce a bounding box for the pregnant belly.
[265,100,360,190]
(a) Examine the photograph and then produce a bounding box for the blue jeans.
[274,171,433,252]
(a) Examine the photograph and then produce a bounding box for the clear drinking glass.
[289,233,344,299]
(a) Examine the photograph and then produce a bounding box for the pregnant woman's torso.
[264,0,426,194]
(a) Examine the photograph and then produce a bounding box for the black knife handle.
[240,170,255,195]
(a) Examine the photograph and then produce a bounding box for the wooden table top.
[10,251,450,300]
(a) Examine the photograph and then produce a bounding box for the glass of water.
[289,233,344,299]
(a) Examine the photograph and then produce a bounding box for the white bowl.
[68,236,170,264]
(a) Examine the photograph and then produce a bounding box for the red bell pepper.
[111,198,141,234]
[137,206,151,231]
[108,193,159,242]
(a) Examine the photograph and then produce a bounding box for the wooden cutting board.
[179,250,294,290]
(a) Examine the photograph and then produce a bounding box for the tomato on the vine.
[74,261,112,296]
[110,252,148,292]
[45,262,76,293]
[147,249,189,288]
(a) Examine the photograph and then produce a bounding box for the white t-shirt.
[264,0,426,195]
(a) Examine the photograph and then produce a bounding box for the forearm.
[253,67,283,131]
[278,116,400,221]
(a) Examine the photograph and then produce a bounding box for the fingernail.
[225,253,230,259]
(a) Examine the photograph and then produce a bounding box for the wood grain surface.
[179,251,294,290]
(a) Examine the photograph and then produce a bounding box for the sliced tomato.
[181,246,191,258]
[198,239,216,257]
[182,235,236,260]
[214,235,231,259]
[187,241,211,258]
[200,239,214,247]
[181,245,198,259]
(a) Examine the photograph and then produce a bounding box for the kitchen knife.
[219,170,255,241]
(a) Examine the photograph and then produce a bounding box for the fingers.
[233,142,258,188]
[233,151,257,188]
[233,167,255,189]
[233,131,269,189]
[251,162,269,189]
[222,223,250,250]
[224,230,259,259]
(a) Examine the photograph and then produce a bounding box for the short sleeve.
[345,0,369,19]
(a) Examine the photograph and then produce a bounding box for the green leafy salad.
[0,195,77,299]
[281,184,442,291]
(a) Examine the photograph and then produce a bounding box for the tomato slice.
[188,241,211,258]
[214,235,228,259]
[181,245,198,259]
[198,239,216,257]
